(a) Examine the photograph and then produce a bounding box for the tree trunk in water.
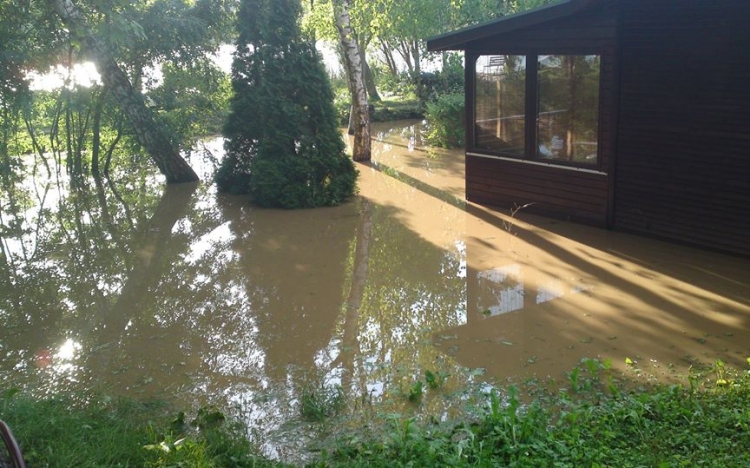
[49,0,198,183]
[333,0,370,162]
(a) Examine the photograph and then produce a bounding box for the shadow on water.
[436,194,750,383]
[364,160,466,210]
[361,120,749,383]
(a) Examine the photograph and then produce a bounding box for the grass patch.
[0,389,279,467]
[2,359,749,466]
[371,98,423,123]
[299,383,345,423]
[316,359,750,467]
[335,97,423,127]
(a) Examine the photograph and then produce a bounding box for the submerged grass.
[2,359,749,467]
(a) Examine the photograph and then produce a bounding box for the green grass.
[334,96,423,126]
[370,98,423,123]
[299,383,345,423]
[0,389,278,467]
[2,359,749,467]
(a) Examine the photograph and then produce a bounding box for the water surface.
[2,120,749,458]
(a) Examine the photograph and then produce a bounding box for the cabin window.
[474,54,601,168]
[474,55,526,157]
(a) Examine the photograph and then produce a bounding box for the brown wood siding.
[467,155,608,225]
[614,0,750,256]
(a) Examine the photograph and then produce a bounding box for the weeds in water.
[299,383,345,422]
[406,380,424,403]
[424,370,448,390]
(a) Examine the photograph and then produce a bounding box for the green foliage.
[218,0,357,208]
[2,361,750,467]
[373,69,418,98]
[424,369,448,390]
[406,380,424,403]
[321,359,750,467]
[0,390,277,468]
[415,53,465,103]
[299,384,346,422]
[424,92,465,148]
[0,0,234,177]
[150,59,232,147]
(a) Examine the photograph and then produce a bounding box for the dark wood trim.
[427,0,599,51]
[465,50,476,171]
[606,11,623,228]
[525,54,538,159]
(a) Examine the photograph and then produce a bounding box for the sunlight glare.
[55,338,82,360]
[28,62,101,91]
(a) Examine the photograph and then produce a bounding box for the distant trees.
[49,0,198,183]
[1,0,232,182]
[217,0,357,208]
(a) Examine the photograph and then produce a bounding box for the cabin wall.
[466,156,608,223]
[614,0,750,255]
[465,3,618,225]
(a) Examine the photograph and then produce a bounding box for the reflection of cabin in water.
[428,0,750,256]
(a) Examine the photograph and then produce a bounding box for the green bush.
[424,92,465,148]
[217,0,357,208]
[373,68,417,99]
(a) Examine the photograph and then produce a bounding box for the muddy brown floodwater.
[1,120,749,460]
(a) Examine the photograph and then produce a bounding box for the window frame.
[469,50,604,171]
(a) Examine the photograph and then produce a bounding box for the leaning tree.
[217,0,357,208]
[48,0,199,183]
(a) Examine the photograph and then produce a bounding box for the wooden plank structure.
[428,0,750,256]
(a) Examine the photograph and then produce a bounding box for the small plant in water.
[407,380,424,403]
[425,370,448,390]
[502,202,534,233]
[300,383,345,422]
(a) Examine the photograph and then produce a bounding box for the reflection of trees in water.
[217,196,359,384]
[342,201,468,412]
[0,167,213,393]
[1,162,473,453]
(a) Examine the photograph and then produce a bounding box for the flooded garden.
[2,120,750,461]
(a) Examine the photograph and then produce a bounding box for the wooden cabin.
[428,0,750,256]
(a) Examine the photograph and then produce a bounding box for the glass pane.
[474,55,526,156]
[536,55,600,165]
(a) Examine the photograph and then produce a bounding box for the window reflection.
[473,54,600,167]
[536,55,600,165]
[474,55,526,156]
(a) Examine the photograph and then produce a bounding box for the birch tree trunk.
[333,0,371,162]
[49,0,199,183]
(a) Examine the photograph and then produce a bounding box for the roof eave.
[427,0,600,51]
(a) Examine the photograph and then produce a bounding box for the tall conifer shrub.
[216,0,357,208]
